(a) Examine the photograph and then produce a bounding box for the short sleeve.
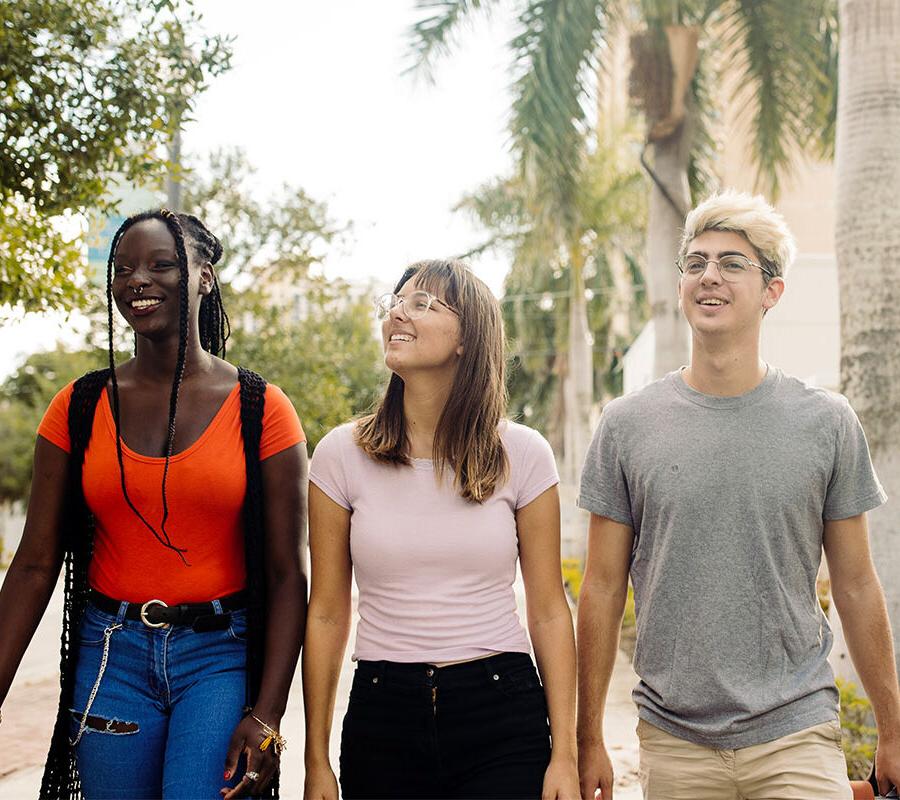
[37,381,75,453]
[259,384,306,461]
[823,400,887,520]
[309,425,352,510]
[516,428,559,509]
[577,406,634,527]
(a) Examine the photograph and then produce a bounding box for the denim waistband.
[354,651,535,690]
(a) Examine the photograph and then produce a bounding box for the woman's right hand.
[303,761,339,800]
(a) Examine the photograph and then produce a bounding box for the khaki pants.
[637,718,853,800]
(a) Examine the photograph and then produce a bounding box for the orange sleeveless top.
[38,381,305,604]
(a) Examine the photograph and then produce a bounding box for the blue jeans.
[339,652,552,798]
[69,601,248,799]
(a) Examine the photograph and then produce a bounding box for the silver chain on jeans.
[69,624,122,746]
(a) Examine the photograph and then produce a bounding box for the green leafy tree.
[0,0,232,314]
[181,148,344,290]
[0,347,110,502]
[458,128,647,468]
[227,284,384,452]
[0,148,382,500]
[182,148,381,451]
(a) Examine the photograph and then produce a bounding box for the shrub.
[837,677,877,780]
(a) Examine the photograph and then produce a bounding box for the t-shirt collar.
[668,364,781,409]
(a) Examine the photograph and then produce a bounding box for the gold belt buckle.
[140,599,169,628]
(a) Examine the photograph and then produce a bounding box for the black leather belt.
[88,589,246,631]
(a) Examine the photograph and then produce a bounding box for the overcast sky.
[0,1,518,377]
[185,0,517,290]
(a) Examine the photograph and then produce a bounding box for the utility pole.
[166,127,182,210]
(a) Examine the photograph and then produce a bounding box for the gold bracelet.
[251,714,287,756]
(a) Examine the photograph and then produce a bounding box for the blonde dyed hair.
[679,189,797,279]
[355,259,508,503]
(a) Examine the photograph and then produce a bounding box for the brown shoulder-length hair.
[355,259,508,503]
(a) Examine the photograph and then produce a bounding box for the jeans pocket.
[79,606,116,646]
[489,661,545,700]
[348,666,384,702]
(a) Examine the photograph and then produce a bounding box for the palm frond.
[639,0,711,26]
[720,0,836,196]
[405,0,503,81]
[686,50,720,202]
[508,0,611,234]
[805,0,838,160]
[579,121,648,240]
[454,176,531,237]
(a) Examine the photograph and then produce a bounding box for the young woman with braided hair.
[303,260,579,800]
[0,209,308,799]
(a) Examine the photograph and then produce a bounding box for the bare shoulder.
[211,356,239,389]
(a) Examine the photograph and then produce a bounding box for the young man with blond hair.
[576,190,900,799]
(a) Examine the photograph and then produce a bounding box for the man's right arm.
[576,513,634,800]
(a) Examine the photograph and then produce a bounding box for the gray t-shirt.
[578,367,887,749]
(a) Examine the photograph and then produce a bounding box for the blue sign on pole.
[86,214,127,285]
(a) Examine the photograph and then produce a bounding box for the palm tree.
[456,124,647,481]
[834,0,900,674]
[408,0,835,476]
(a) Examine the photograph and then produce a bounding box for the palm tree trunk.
[645,128,692,378]
[833,0,900,679]
[630,26,697,379]
[563,244,593,484]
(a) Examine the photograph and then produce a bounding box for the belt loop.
[116,601,128,625]
[377,661,387,682]
[211,598,223,615]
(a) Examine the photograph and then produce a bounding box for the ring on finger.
[244,771,260,782]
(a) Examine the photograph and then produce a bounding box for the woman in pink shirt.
[302,260,579,799]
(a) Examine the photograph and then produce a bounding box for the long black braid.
[179,212,231,357]
[102,209,230,563]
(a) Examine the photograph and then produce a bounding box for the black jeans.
[339,652,552,799]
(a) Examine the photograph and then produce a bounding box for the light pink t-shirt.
[309,420,559,663]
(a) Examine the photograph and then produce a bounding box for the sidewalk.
[0,573,642,799]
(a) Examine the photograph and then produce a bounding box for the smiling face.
[381,276,463,380]
[111,218,212,340]
[678,229,784,339]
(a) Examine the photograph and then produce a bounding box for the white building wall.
[760,254,839,390]
[622,254,840,394]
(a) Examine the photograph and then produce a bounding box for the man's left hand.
[875,735,900,796]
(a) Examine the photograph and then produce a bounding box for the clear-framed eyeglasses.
[375,290,458,320]
[676,253,775,282]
